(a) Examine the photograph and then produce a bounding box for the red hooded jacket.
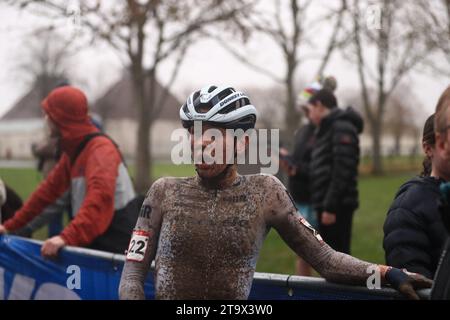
[4,87,136,248]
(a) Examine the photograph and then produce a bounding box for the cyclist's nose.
[191,133,213,148]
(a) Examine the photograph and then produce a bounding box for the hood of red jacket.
[41,86,98,157]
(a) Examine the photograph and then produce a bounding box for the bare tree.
[16,28,73,100]
[244,85,286,129]
[207,0,347,141]
[343,85,423,159]
[9,0,253,192]
[412,0,450,75]
[384,88,423,156]
[344,0,436,174]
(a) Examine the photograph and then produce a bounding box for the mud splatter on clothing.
[119,174,380,300]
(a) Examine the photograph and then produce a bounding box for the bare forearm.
[119,262,147,300]
[266,176,378,286]
[118,223,157,300]
[278,213,387,286]
[267,174,431,298]
[118,178,165,300]
[311,244,376,285]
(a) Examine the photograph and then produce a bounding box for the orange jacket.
[4,87,135,247]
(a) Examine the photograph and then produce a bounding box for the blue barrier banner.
[0,235,430,300]
[0,235,155,300]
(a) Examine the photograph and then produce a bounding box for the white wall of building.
[0,119,421,161]
[0,120,46,159]
[104,119,181,161]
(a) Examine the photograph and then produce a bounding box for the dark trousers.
[318,210,354,254]
[48,213,63,237]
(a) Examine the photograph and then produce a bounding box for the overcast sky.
[0,1,448,124]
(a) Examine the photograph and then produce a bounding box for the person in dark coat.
[279,77,337,275]
[307,88,363,254]
[383,114,448,279]
[280,112,316,276]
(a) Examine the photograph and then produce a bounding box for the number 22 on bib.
[126,230,150,262]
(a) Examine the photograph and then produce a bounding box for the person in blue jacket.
[383,114,448,279]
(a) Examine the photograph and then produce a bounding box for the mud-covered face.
[189,123,234,179]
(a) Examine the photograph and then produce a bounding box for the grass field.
[0,164,416,275]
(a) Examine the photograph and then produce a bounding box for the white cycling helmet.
[180,85,257,130]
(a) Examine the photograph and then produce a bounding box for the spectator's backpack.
[71,133,145,254]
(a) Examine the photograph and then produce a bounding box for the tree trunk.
[394,132,401,156]
[135,115,152,193]
[283,60,300,146]
[371,119,383,174]
[133,66,152,194]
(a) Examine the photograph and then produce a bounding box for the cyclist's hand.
[385,267,433,300]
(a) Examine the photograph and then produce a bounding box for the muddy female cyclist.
[119,85,432,300]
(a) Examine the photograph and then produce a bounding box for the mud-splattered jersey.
[119,174,384,300]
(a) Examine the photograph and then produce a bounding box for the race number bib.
[126,230,150,262]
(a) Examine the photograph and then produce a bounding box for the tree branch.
[316,0,347,77]
[352,0,374,123]
[152,40,190,119]
[204,30,283,83]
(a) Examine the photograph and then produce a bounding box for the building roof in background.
[93,70,181,122]
[1,85,44,120]
[1,76,68,121]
